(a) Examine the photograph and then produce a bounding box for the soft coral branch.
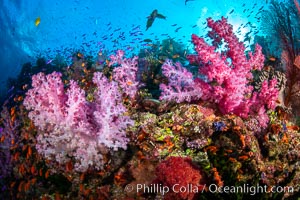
[109,50,141,99]
[159,60,202,103]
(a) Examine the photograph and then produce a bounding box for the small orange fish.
[212,168,223,187]
[80,173,85,181]
[136,150,145,160]
[276,99,281,104]
[205,146,218,153]
[66,161,73,172]
[97,171,105,176]
[31,178,37,185]
[77,53,84,58]
[271,124,281,134]
[14,96,23,102]
[66,175,73,182]
[114,174,126,185]
[24,181,31,192]
[127,81,133,86]
[238,155,250,161]
[22,84,28,90]
[22,144,28,152]
[224,149,233,153]
[172,54,180,59]
[83,188,91,196]
[45,169,50,179]
[281,133,288,143]
[10,115,16,126]
[10,181,16,188]
[10,107,16,116]
[263,65,271,71]
[269,56,276,61]
[83,68,89,74]
[35,17,41,27]
[42,195,50,200]
[294,55,300,69]
[18,164,26,175]
[13,152,20,161]
[233,126,241,131]
[239,134,246,148]
[55,192,62,200]
[39,168,43,176]
[0,135,5,143]
[79,184,84,192]
[287,125,300,131]
[27,146,32,159]
[23,132,29,140]
[18,181,25,192]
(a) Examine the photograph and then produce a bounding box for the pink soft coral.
[187,17,266,115]
[109,50,141,99]
[160,17,278,127]
[159,59,203,103]
[93,72,133,150]
[23,71,133,172]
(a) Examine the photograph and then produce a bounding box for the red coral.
[154,156,206,200]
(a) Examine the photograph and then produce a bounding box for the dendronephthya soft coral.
[160,17,279,127]
[23,71,134,172]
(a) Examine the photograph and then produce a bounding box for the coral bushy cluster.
[23,56,136,172]
[110,49,142,99]
[154,156,205,200]
[160,17,278,127]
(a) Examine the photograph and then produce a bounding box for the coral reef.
[0,15,299,200]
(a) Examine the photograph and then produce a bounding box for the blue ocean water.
[0,0,274,99]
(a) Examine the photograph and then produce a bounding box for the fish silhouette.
[146,9,166,31]
[185,0,195,5]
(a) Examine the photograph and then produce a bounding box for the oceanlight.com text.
[208,184,294,195]
[124,183,294,196]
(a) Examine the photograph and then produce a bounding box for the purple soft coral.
[93,72,133,150]
[23,71,133,171]
[160,59,202,103]
[110,50,141,99]
[0,106,18,178]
